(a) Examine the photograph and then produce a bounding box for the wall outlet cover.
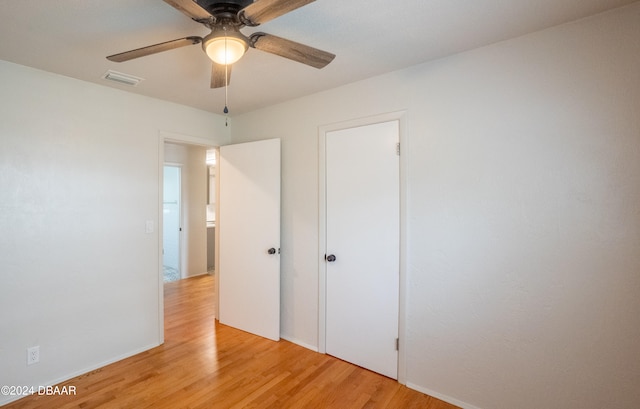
[27,346,40,365]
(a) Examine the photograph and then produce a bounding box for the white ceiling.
[0,0,636,115]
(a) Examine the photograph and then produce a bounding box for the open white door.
[218,138,281,341]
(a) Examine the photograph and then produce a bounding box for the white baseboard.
[277,337,478,409]
[406,382,482,409]
[0,342,161,407]
[280,334,319,352]
[183,271,210,278]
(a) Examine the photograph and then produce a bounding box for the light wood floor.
[5,275,459,409]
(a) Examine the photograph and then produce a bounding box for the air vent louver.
[102,70,144,86]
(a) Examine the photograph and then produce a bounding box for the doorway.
[158,134,217,344]
[318,112,407,382]
[163,165,181,282]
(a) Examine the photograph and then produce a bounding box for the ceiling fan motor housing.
[196,0,253,17]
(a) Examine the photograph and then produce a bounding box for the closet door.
[325,121,400,378]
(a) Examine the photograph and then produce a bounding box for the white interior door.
[325,121,400,379]
[218,138,281,341]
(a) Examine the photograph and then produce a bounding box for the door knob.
[267,248,277,255]
[326,254,336,262]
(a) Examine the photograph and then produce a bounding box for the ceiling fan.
[106,0,335,88]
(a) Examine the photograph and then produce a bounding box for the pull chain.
[223,30,229,126]
[224,62,229,116]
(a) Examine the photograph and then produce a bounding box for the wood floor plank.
[4,275,459,409]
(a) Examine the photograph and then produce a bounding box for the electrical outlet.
[27,346,39,365]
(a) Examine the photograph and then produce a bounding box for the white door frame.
[318,111,408,384]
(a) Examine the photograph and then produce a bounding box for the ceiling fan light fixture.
[203,31,248,65]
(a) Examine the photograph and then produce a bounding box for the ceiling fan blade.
[163,0,212,20]
[211,63,232,88]
[240,0,315,26]
[107,37,202,62]
[250,32,335,69]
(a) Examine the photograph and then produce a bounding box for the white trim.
[157,138,165,344]
[317,131,327,353]
[281,335,320,352]
[317,110,408,384]
[397,112,409,385]
[183,271,211,279]
[159,130,216,147]
[406,383,483,409]
[0,342,160,406]
[214,147,220,321]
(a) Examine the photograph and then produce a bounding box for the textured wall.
[0,61,227,406]
[230,4,640,408]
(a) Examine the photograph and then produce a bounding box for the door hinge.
[396,142,400,156]
[395,338,399,351]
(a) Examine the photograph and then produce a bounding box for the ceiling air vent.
[102,70,144,86]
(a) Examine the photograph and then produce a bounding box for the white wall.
[0,61,228,405]
[164,142,208,278]
[230,4,640,409]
